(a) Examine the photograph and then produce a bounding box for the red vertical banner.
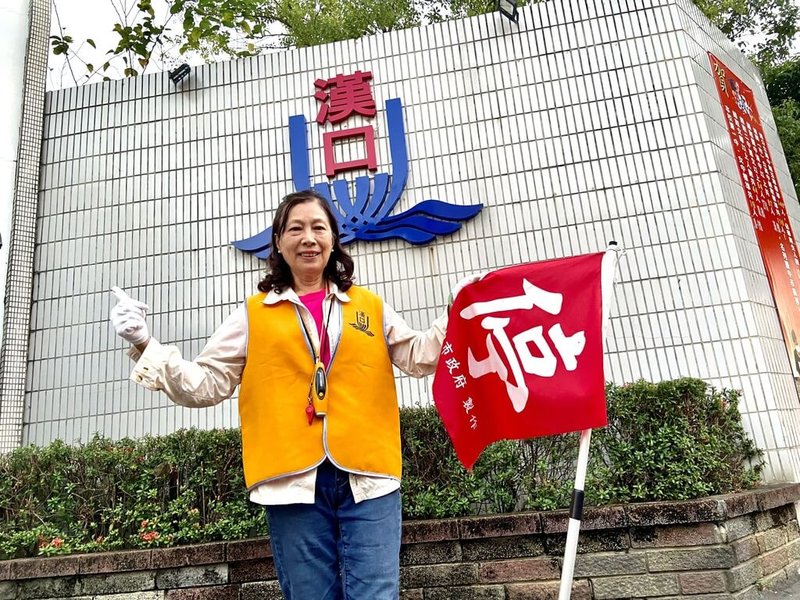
[708,52,800,377]
[432,253,608,469]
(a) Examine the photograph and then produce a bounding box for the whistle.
[312,360,328,415]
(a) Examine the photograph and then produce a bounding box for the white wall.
[0,0,31,345]
[23,0,800,482]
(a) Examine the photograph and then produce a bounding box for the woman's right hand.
[110,286,151,348]
[448,273,485,310]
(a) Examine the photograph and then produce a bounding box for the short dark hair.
[258,190,355,293]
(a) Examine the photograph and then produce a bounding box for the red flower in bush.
[139,531,159,543]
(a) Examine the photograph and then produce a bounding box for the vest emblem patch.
[349,311,375,337]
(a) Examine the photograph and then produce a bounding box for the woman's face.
[275,199,334,286]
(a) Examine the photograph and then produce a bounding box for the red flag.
[432,252,609,469]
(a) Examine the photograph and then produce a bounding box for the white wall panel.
[22,0,800,482]
[0,0,49,452]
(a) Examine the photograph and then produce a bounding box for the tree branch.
[51,0,79,86]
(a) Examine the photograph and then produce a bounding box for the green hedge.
[0,378,762,559]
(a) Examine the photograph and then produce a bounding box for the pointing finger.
[111,287,150,313]
[111,286,130,302]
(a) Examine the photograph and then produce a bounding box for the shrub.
[586,379,763,504]
[0,429,265,559]
[0,378,763,559]
[400,406,524,517]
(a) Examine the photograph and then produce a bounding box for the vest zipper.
[294,304,316,362]
[294,296,340,369]
[327,295,341,371]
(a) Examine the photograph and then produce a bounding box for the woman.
[110,189,476,600]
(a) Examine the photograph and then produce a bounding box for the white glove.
[448,273,485,309]
[110,286,151,346]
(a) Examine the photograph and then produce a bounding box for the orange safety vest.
[238,286,401,490]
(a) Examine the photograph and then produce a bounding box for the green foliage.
[275,0,418,49]
[416,0,506,23]
[174,0,275,58]
[693,0,800,202]
[49,35,72,56]
[763,57,800,106]
[587,380,763,505]
[0,429,266,560]
[401,406,524,518]
[50,0,537,85]
[49,0,800,211]
[274,0,534,48]
[759,58,800,202]
[48,0,798,99]
[692,0,799,66]
[50,0,278,84]
[0,378,763,559]
[401,378,762,518]
[770,99,800,201]
[517,434,579,511]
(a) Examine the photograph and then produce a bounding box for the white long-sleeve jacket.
[128,283,447,505]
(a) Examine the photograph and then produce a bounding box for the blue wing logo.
[232,98,483,259]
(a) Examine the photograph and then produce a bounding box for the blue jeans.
[265,460,401,600]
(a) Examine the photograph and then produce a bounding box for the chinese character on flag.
[432,252,612,469]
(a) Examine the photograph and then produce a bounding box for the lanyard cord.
[298,291,335,364]
[299,291,335,424]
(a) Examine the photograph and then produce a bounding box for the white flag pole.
[558,241,622,600]
[558,427,592,600]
